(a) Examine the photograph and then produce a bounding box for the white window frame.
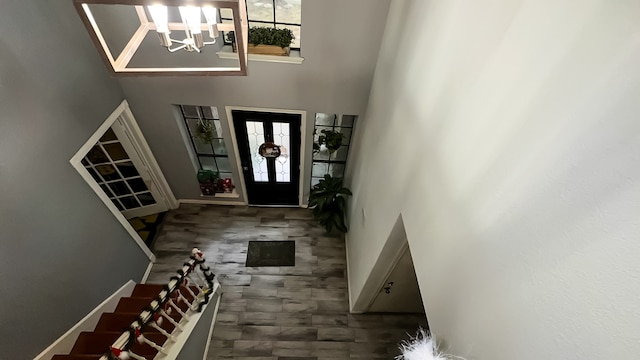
[70,100,178,261]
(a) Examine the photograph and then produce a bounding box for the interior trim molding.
[179,198,247,206]
[141,261,154,283]
[224,106,308,207]
[69,100,178,262]
[350,214,410,312]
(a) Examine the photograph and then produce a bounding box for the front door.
[233,110,301,205]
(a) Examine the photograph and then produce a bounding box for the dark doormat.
[246,241,295,267]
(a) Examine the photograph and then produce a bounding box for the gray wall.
[117,0,391,203]
[346,0,640,358]
[0,1,150,358]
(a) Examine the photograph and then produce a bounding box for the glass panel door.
[81,119,168,218]
[232,110,301,205]
[245,121,269,182]
[272,122,291,183]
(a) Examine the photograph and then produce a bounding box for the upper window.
[221,0,302,49]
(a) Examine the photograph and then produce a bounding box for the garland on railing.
[189,248,216,312]
[104,248,216,360]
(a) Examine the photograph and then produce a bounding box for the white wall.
[346,0,640,358]
[117,0,390,203]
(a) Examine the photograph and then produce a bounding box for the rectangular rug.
[246,240,295,267]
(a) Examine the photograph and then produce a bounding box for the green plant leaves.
[247,27,294,48]
[196,119,216,143]
[309,175,352,233]
[314,130,344,153]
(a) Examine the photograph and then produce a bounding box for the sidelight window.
[179,105,233,180]
[311,113,357,187]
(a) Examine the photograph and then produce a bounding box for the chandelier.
[148,5,219,53]
[73,0,248,76]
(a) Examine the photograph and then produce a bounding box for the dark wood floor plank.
[147,204,426,359]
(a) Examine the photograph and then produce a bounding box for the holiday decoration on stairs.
[51,248,219,360]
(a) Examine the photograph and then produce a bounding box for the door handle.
[384,281,394,294]
[243,166,249,171]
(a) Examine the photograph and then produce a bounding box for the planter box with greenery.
[309,175,352,233]
[227,27,295,56]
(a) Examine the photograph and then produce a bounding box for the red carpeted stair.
[51,284,195,360]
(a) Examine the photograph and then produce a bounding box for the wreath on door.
[258,142,282,158]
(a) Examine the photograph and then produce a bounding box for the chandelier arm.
[168,44,188,52]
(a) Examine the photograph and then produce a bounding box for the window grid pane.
[311,114,357,187]
[245,121,268,182]
[83,129,159,210]
[273,122,291,183]
[180,105,232,183]
[222,0,302,50]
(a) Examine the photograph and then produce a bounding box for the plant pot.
[248,44,290,56]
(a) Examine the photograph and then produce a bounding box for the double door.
[233,110,301,205]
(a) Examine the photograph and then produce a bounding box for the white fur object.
[397,330,463,360]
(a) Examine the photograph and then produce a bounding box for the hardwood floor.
[146,204,427,359]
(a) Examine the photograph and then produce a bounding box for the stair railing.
[103,248,220,360]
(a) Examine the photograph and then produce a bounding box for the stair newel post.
[183,261,206,296]
[198,263,216,312]
[191,247,217,312]
[190,264,208,289]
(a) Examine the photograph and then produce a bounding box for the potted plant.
[197,169,221,196]
[309,175,352,233]
[313,129,343,154]
[195,119,216,144]
[225,31,237,52]
[226,27,295,56]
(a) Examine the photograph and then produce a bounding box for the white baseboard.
[345,233,356,313]
[141,261,154,284]
[33,280,136,360]
[178,198,247,206]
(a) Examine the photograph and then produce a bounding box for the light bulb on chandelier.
[148,4,220,53]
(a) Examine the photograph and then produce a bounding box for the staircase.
[49,249,221,360]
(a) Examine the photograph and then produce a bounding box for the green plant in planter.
[313,129,344,154]
[309,175,352,233]
[197,169,219,183]
[225,31,235,44]
[195,119,216,144]
[247,27,294,48]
